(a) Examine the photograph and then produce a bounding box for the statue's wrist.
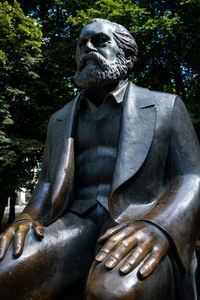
[14,213,33,224]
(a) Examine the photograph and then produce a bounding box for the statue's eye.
[92,36,108,45]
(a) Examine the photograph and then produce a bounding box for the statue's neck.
[85,82,119,107]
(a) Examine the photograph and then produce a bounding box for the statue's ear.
[126,56,135,71]
[125,47,137,71]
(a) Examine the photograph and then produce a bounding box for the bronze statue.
[0,18,200,300]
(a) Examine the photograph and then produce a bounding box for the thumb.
[33,220,45,240]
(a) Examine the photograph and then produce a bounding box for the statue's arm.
[139,96,200,272]
[0,116,53,260]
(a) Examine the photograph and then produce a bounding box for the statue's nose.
[84,39,97,53]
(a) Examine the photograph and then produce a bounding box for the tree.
[0,0,43,225]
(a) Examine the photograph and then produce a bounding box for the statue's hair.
[87,18,138,72]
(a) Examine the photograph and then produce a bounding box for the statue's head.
[74,18,138,88]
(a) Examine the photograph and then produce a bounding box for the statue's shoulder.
[129,82,177,102]
[129,82,177,109]
[49,97,77,123]
[149,88,177,103]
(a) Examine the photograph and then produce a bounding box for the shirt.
[69,80,128,215]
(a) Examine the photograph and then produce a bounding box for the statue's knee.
[86,278,140,300]
[85,256,174,300]
[85,262,142,300]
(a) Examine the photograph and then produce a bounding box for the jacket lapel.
[111,82,157,195]
[44,91,83,225]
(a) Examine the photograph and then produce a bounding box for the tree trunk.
[173,62,187,102]
[0,195,8,232]
[7,190,16,224]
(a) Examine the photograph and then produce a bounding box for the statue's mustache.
[77,52,109,73]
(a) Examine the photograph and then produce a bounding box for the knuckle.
[100,246,110,254]
[18,224,28,232]
[153,244,163,253]
[127,256,136,265]
[6,227,14,234]
[149,235,157,243]
[109,236,118,243]
[109,253,119,260]
[37,224,43,230]
[153,246,159,253]
[15,231,23,238]
[2,234,8,241]
[17,224,24,231]
[120,240,129,247]
[147,256,156,266]
[136,245,144,254]
[151,257,159,266]
[105,228,112,234]
[0,235,6,243]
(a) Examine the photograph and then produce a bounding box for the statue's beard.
[74,50,128,88]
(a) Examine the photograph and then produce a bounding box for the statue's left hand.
[95,221,169,279]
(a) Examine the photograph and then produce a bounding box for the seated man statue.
[0,18,200,300]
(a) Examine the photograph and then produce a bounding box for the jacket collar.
[107,80,128,104]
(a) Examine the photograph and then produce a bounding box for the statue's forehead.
[80,22,114,39]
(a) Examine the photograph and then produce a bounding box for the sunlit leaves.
[0,1,43,195]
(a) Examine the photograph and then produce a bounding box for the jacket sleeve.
[22,117,53,222]
[139,96,200,272]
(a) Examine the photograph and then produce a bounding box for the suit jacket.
[24,82,200,273]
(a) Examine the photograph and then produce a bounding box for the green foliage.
[0,1,42,77]
[0,0,43,196]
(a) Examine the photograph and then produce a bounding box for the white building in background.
[16,188,32,205]
[6,163,41,207]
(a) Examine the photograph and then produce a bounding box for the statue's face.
[77,21,120,64]
[74,21,128,88]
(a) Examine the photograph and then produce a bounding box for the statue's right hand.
[0,213,44,261]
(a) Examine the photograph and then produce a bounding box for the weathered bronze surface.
[0,18,200,300]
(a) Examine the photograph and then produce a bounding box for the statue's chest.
[75,101,122,185]
[75,100,122,151]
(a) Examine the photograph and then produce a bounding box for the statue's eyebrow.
[92,32,110,40]
[79,32,110,44]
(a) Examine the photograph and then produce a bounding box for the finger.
[0,228,14,261]
[13,224,30,258]
[95,226,137,262]
[120,239,153,274]
[33,221,44,240]
[104,234,138,270]
[139,247,168,279]
[97,222,129,244]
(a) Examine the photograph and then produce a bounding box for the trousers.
[0,204,197,300]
